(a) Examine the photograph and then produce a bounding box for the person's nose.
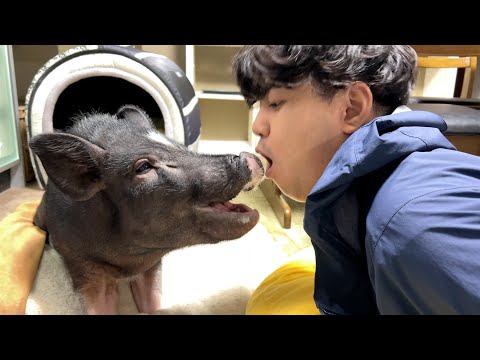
[252,108,269,138]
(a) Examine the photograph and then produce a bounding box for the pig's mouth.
[194,199,259,241]
[193,152,264,241]
[207,201,255,213]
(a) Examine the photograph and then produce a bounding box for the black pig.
[29,105,264,314]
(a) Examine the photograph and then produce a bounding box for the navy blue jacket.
[304,109,480,314]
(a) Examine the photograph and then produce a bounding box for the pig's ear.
[116,104,153,129]
[29,133,106,201]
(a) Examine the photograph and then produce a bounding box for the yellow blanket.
[0,200,44,314]
[245,247,320,315]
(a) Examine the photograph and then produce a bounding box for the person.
[232,45,480,315]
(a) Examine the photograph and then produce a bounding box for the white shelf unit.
[185,45,259,155]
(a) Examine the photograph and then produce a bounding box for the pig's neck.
[96,192,177,253]
[76,192,172,273]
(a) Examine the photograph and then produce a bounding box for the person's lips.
[255,148,273,177]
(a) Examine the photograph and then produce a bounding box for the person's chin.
[265,168,280,188]
[268,174,285,192]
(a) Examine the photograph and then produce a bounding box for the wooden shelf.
[198,140,253,155]
[196,91,244,101]
[197,97,250,142]
[190,45,241,94]
[411,45,480,56]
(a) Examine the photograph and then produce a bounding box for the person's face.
[253,84,350,202]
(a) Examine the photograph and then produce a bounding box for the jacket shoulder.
[365,150,480,314]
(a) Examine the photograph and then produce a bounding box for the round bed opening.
[52,76,165,132]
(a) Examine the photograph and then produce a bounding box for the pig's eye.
[135,161,153,174]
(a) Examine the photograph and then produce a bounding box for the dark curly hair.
[232,45,418,114]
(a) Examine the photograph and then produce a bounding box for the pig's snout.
[240,152,265,191]
[240,152,264,178]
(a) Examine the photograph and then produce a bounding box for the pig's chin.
[194,201,259,241]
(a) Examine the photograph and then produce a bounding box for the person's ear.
[342,82,373,135]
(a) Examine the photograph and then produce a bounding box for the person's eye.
[269,101,284,110]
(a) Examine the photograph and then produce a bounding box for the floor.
[0,181,45,221]
[234,186,311,256]
[0,179,311,257]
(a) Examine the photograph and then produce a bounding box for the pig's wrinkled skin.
[29,105,265,315]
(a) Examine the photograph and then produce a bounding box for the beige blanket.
[26,223,289,315]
